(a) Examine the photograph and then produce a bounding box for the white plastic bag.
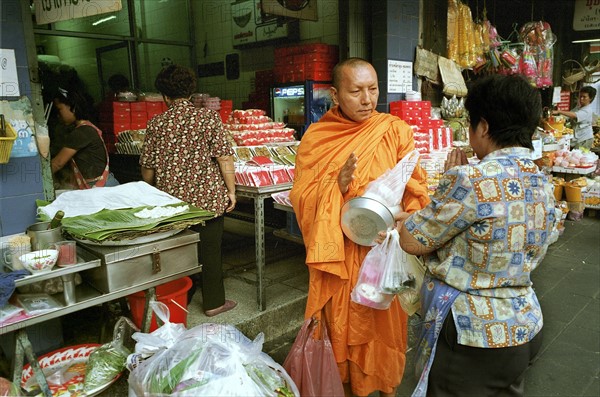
[362,150,420,207]
[126,301,187,374]
[395,255,426,316]
[351,231,397,310]
[128,323,299,396]
[378,230,414,294]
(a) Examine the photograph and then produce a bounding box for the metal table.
[1,232,201,396]
[232,183,293,310]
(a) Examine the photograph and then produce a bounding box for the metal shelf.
[230,183,295,310]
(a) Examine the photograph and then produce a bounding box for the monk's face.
[330,64,379,123]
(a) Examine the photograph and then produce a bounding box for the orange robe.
[290,107,430,395]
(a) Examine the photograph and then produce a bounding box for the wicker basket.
[0,120,17,164]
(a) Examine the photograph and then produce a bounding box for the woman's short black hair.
[53,88,93,121]
[465,74,542,150]
[580,86,597,102]
[108,73,130,93]
[154,65,197,99]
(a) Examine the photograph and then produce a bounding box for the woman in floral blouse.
[389,75,556,396]
[140,65,237,317]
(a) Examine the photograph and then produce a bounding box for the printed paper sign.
[35,0,122,25]
[388,60,413,94]
[573,0,600,31]
[0,49,20,97]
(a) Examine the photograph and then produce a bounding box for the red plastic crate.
[130,111,147,122]
[301,43,331,54]
[112,112,130,122]
[145,102,163,112]
[304,61,333,73]
[307,70,331,81]
[112,101,131,112]
[293,54,306,65]
[113,122,130,134]
[130,101,147,112]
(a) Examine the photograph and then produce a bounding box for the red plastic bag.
[283,317,344,397]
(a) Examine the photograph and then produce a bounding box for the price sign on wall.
[388,60,413,94]
[573,0,600,31]
[34,0,122,25]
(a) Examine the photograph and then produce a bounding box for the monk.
[290,57,430,396]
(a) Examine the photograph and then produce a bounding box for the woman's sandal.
[204,299,237,317]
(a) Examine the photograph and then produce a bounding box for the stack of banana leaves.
[46,203,214,244]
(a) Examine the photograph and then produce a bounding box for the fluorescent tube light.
[572,38,600,44]
[92,15,116,26]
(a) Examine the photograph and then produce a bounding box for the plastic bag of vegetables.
[84,317,137,392]
[128,323,299,396]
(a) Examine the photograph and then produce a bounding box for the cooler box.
[80,230,200,293]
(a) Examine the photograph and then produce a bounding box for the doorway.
[96,41,135,99]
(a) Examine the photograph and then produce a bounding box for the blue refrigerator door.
[306,80,333,126]
[271,81,332,139]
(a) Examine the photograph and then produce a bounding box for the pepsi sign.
[274,86,305,97]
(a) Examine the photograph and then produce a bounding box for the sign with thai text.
[573,0,600,31]
[388,60,413,94]
[35,0,122,25]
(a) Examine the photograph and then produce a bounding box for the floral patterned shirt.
[139,99,234,216]
[405,147,556,348]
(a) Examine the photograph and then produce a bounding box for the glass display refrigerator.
[271,80,333,139]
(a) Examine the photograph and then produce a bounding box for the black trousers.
[189,216,225,311]
[427,315,543,397]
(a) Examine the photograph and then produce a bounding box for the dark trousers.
[189,216,225,311]
[427,315,543,397]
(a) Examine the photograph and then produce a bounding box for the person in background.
[190,93,205,109]
[105,73,131,100]
[553,86,596,149]
[51,88,119,189]
[290,58,430,396]
[139,64,237,317]
[390,74,555,396]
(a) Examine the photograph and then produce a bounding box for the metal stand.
[233,183,293,310]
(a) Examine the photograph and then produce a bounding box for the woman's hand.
[338,153,358,194]
[444,148,468,172]
[225,191,236,213]
[374,212,410,244]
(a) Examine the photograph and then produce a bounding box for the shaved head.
[332,58,374,90]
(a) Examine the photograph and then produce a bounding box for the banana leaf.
[61,204,214,242]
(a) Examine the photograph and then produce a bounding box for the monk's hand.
[444,148,468,172]
[338,153,358,194]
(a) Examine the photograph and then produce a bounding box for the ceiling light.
[92,16,116,26]
[571,38,600,44]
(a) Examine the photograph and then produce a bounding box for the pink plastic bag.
[283,317,345,397]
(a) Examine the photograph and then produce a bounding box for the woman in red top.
[51,89,119,189]
[140,65,237,317]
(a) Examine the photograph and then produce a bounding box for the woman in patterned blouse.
[387,75,556,396]
[140,65,237,317]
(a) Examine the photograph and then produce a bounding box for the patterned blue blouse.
[406,147,557,348]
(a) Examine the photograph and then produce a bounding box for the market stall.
[0,182,217,395]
